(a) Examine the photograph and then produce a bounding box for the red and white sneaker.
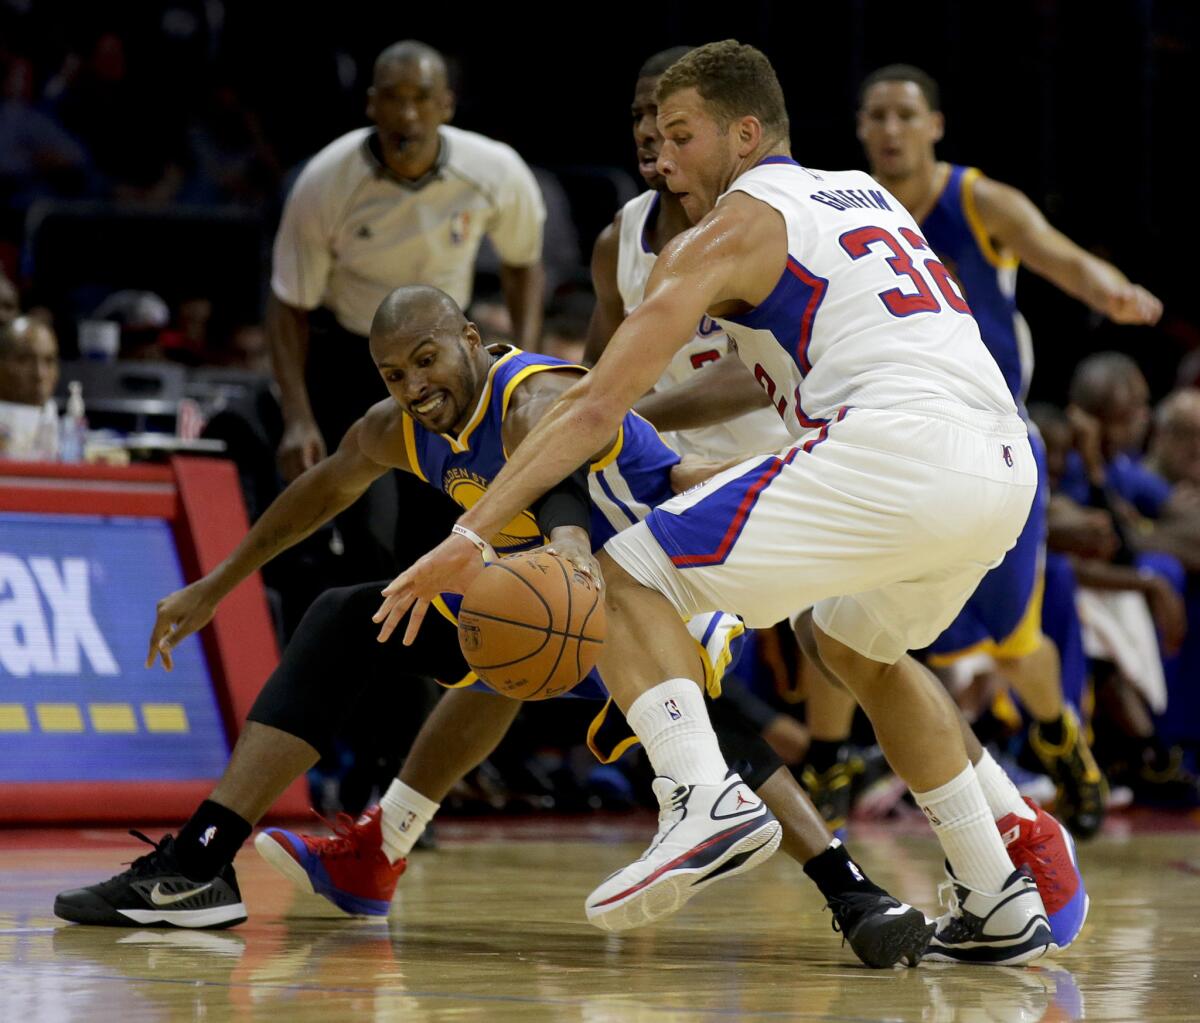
[255,806,406,916]
[998,797,1089,950]
[585,771,781,932]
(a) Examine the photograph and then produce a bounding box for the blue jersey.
[401,344,680,558]
[922,165,1032,403]
[400,346,740,738]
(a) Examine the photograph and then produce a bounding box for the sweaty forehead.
[658,101,706,134]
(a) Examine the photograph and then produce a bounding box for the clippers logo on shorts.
[663,698,682,721]
[0,555,118,677]
[1002,444,1014,467]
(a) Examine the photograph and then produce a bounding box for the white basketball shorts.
[604,401,1037,664]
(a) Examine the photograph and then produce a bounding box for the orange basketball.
[457,550,607,700]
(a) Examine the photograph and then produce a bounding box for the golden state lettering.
[442,468,541,552]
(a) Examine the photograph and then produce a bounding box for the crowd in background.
[2,7,1198,839]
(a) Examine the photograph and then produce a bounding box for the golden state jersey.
[921,165,1034,404]
[401,344,681,554]
[404,345,743,749]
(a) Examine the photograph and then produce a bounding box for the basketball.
[456,550,607,700]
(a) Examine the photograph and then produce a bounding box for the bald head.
[367,41,454,180]
[0,314,59,406]
[369,287,488,434]
[374,40,447,88]
[371,285,467,343]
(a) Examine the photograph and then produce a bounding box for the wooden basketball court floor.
[2,812,1198,1022]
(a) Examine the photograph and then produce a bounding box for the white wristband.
[452,523,496,562]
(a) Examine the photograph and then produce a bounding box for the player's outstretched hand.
[146,580,219,671]
[374,532,486,645]
[1107,283,1163,326]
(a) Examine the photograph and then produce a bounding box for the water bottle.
[60,381,87,463]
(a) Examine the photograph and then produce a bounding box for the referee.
[267,39,546,579]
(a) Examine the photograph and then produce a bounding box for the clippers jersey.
[921,164,1033,404]
[401,345,681,556]
[616,191,794,459]
[713,159,1016,442]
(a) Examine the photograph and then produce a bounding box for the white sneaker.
[585,771,781,932]
[925,868,1053,966]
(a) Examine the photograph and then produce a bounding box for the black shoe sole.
[846,907,936,968]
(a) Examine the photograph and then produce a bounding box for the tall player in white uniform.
[379,41,1061,965]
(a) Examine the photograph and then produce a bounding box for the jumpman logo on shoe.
[735,791,755,810]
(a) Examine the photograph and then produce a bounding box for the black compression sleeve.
[532,463,592,537]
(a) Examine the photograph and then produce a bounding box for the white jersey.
[713,160,1016,440]
[616,191,793,460]
[271,125,545,337]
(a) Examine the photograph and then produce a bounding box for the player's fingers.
[372,591,402,623]
[157,634,175,672]
[1142,292,1163,324]
[377,604,403,643]
[381,572,408,597]
[376,591,416,641]
[146,617,169,668]
[402,600,430,646]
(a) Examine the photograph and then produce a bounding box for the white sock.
[974,749,1037,822]
[627,678,728,785]
[914,765,1014,892]
[380,780,440,863]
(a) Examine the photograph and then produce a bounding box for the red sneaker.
[997,797,1088,950]
[254,806,406,916]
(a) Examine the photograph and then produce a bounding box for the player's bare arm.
[634,355,769,432]
[147,408,400,670]
[372,195,784,644]
[972,174,1162,325]
[583,217,625,367]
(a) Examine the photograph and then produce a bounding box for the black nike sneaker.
[825,890,935,968]
[54,831,246,929]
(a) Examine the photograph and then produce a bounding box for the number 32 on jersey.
[753,225,971,422]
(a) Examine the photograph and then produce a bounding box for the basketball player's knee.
[297,582,388,646]
[597,552,642,614]
[812,624,889,692]
[793,609,844,690]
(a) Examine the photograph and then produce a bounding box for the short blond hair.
[657,40,789,141]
